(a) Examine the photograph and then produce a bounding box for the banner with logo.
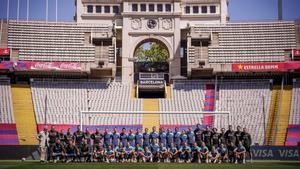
[293,49,300,57]
[0,48,10,56]
[0,61,13,70]
[232,61,300,72]
[252,146,300,160]
[15,61,81,71]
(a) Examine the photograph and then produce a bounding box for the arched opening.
[133,38,170,98]
[133,38,170,75]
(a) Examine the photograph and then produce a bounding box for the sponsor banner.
[138,80,165,85]
[232,61,300,72]
[0,61,13,70]
[15,61,81,71]
[293,49,300,57]
[0,48,10,56]
[232,62,285,72]
[252,146,300,160]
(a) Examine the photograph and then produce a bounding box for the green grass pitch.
[0,161,300,169]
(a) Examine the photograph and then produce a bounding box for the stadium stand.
[7,21,110,62]
[0,79,18,145]
[193,22,296,63]
[11,84,37,145]
[286,79,300,146]
[216,80,272,145]
[160,80,272,145]
[31,80,143,131]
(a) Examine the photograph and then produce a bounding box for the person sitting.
[217,143,228,163]
[191,142,201,163]
[135,144,145,162]
[144,146,153,162]
[179,142,192,163]
[65,140,79,163]
[93,142,105,162]
[159,143,169,163]
[234,141,246,164]
[199,142,209,163]
[51,139,65,163]
[79,139,93,162]
[209,146,220,163]
[105,145,115,163]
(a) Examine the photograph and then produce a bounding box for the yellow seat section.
[275,86,292,145]
[265,86,280,145]
[11,84,38,145]
[165,85,172,99]
[143,99,160,130]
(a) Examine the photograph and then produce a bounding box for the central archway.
[133,38,171,75]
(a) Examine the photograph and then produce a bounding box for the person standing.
[37,126,49,163]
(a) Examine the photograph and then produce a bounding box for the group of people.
[37,124,252,164]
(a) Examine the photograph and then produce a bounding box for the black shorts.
[245,146,251,153]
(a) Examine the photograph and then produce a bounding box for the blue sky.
[0,0,300,22]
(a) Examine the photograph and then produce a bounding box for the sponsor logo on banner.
[15,61,81,71]
[252,146,300,160]
[232,61,300,72]
[293,49,300,57]
[0,61,13,70]
[0,48,10,56]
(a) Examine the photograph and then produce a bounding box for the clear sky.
[0,0,300,22]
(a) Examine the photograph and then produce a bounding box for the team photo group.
[37,124,252,164]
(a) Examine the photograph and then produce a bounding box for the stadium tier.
[286,79,300,146]
[0,79,18,145]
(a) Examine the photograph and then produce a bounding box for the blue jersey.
[192,145,201,152]
[150,143,160,153]
[120,133,128,145]
[169,147,177,153]
[180,133,188,144]
[166,132,174,146]
[200,146,209,153]
[180,145,191,152]
[144,150,152,157]
[117,146,125,153]
[103,132,111,145]
[160,146,168,153]
[187,131,195,144]
[127,133,135,146]
[217,147,228,156]
[136,146,144,153]
[111,132,120,147]
[235,145,246,153]
[125,146,135,153]
[135,133,143,145]
[159,132,167,145]
[150,131,159,142]
[174,132,181,146]
[210,150,219,157]
[106,149,114,155]
[143,132,150,146]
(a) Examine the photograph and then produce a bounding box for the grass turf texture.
[0,161,300,169]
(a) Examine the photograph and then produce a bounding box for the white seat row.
[0,79,14,124]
